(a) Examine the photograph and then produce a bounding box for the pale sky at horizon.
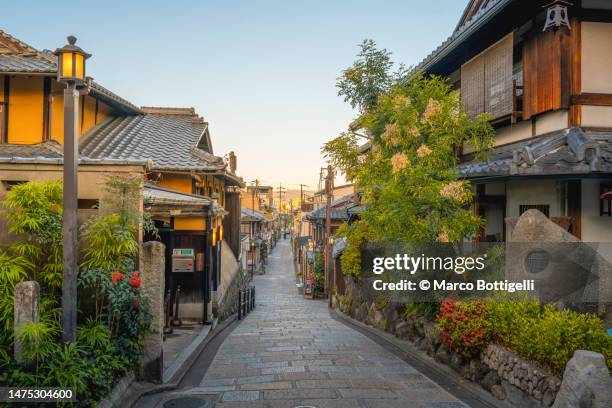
[3,0,466,189]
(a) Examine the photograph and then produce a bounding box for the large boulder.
[552,350,612,408]
[508,209,600,310]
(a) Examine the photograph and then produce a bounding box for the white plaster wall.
[494,121,532,146]
[582,22,612,94]
[582,106,612,128]
[581,179,612,243]
[506,180,562,240]
[535,110,568,135]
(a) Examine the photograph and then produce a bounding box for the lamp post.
[54,36,91,342]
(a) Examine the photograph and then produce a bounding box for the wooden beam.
[1,76,9,143]
[42,77,51,141]
[571,93,612,107]
[569,19,582,127]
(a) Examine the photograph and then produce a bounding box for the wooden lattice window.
[520,204,550,217]
[461,34,514,119]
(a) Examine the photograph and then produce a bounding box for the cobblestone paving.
[152,239,468,408]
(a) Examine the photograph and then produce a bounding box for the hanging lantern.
[54,35,91,84]
[543,1,573,32]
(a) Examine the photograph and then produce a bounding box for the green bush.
[311,251,325,297]
[513,306,612,375]
[0,178,153,405]
[485,296,540,349]
[436,296,612,375]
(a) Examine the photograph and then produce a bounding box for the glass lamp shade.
[55,36,91,84]
[212,229,217,247]
[219,225,223,242]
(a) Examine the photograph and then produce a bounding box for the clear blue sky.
[3,0,466,188]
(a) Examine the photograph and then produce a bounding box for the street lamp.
[54,36,91,342]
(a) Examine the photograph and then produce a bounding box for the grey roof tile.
[80,114,225,171]
[0,54,55,73]
[0,141,63,159]
[459,128,612,179]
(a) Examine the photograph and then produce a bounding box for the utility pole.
[299,184,308,210]
[325,165,334,305]
[277,183,286,212]
[250,180,260,277]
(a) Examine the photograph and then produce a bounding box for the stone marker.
[140,241,165,383]
[552,350,612,408]
[14,281,40,363]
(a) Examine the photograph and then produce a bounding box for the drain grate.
[163,397,209,408]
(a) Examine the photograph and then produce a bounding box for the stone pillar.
[14,281,40,363]
[140,241,165,383]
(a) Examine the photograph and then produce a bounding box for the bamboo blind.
[461,34,514,119]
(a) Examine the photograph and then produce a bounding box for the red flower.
[129,276,142,288]
[133,298,141,307]
[112,271,125,284]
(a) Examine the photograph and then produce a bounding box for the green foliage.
[0,249,29,336]
[15,320,60,381]
[337,39,406,113]
[105,271,151,366]
[2,180,63,288]
[81,175,148,270]
[327,45,495,274]
[311,251,325,297]
[485,295,540,348]
[81,214,138,270]
[0,177,153,404]
[435,296,612,374]
[518,307,612,374]
[337,221,374,279]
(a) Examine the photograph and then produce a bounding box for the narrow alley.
[137,239,468,408]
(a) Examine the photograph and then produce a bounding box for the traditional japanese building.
[0,30,244,323]
[416,0,612,243]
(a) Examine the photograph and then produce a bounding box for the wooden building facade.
[418,0,612,245]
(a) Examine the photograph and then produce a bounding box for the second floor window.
[461,34,514,120]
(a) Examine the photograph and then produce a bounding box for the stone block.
[552,350,612,408]
[14,281,39,363]
[139,241,165,383]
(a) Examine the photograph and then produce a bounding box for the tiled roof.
[459,128,612,179]
[415,0,511,72]
[241,208,267,221]
[80,113,225,171]
[0,54,55,73]
[0,31,56,73]
[306,206,349,222]
[0,141,63,160]
[144,183,210,206]
[0,31,140,114]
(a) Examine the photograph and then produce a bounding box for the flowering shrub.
[436,300,492,358]
[434,297,612,375]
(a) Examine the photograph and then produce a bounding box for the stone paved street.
[139,239,469,407]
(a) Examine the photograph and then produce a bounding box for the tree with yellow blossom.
[323,41,494,276]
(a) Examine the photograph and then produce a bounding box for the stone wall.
[481,344,561,407]
[335,286,563,407]
[215,240,244,320]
